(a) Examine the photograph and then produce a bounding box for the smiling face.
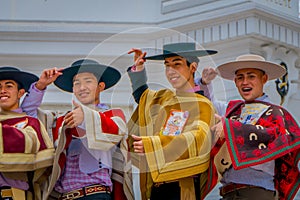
[72,72,105,105]
[234,68,268,102]
[164,56,197,92]
[0,80,25,111]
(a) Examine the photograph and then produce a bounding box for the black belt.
[153,180,179,188]
[220,183,272,196]
[152,175,201,199]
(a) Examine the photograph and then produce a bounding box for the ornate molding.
[161,0,221,14]
[153,15,300,51]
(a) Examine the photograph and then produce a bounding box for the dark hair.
[11,79,24,90]
[186,56,199,77]
[3,79,24,90]
[185,56,200,66]
[16,82,24,90]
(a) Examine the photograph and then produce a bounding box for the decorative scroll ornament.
[275,62,289,105]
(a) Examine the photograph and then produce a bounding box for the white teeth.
[0,96,8,100]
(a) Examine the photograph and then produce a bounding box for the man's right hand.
[211,114,224,144]
[128,48,147,71]
[35,67,63,90]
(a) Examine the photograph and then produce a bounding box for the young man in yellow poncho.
[127,42,218,200]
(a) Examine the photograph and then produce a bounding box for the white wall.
[0,0,160,23]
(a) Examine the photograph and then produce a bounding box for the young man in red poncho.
[43,59,133,200]
[197,54,300,200]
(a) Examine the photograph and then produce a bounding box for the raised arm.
[21,68,62,118]
[127,48,149,103]
[196,67,227,116]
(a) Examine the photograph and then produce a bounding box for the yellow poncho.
[128,89,216,200]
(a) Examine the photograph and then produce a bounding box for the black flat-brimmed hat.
[54,59,121,93]
[144,42,217,60]
[0,66,38,92]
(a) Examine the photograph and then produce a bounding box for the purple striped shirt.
[54,155,112,193]
[21,82,45,118]
[54,103,113,194]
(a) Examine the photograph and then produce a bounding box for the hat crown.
[163,42,196,54]
[0,66,38,92]
[71,59,99,67]
[0,66,21,72]
[236,54,265,62]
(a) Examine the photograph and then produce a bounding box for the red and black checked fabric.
[223,100,300,200]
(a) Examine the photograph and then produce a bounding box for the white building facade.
[0,0,299,121]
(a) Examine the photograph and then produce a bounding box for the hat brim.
[54,64,121,93]
[0,71,38,92]
[217,60,286,80]
[144,50,217,60]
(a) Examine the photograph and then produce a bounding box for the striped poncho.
[0,111,55,200]
[212,100,300,200]
[128,88,216,200]
[43,105,133,200]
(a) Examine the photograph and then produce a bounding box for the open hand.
[201,67,218,85]
[35,67,63,90]
[128,48,147,71]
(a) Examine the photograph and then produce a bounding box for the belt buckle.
[61,190,81,200]
[153,182,164,187]
[220,187,226,196]
[220,184,235,196]
[86,184,110,194]
[1,189,13,198]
